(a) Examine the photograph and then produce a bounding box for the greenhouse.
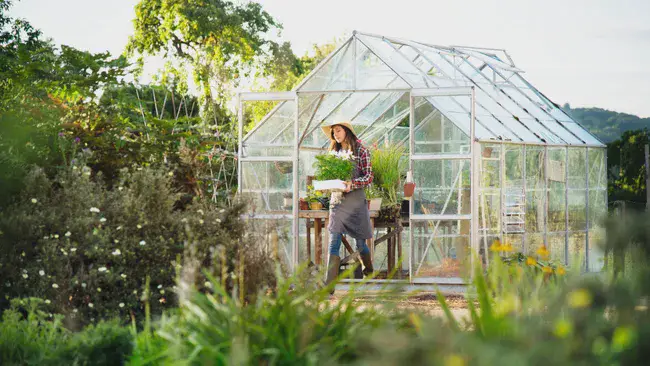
[237,31,607,284]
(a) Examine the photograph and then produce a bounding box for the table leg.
[315,219,322,266]
[369,218,375,258]
[387,227,393,273]
[306,218,311,264]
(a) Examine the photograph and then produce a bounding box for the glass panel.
[240,161,293,214]
[588,148,606,189]
[547,233,567,264]
[568,148,587,189]
[525,233,545,255]
[479,192,500,235]
[588,190,607,230]
[568,190,587,231]
[505,145,524,188]
[412,97,470,154]
[356,34,428,88]
[299,93,350,148]
[354,91,406,126]
[244,99,296,155]
[245,218,294,271]
[568,231,586,268]
[355,37,410,90]
[413,159,471,215]
[588,228,606,272]
[548,147,567,232]
[300,40,355,91]
[525,147,546,233]
[412,220,470,278]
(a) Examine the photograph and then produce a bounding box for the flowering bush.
[0,161,275,327]
[313,150,355,181]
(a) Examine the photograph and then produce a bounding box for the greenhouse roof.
[244,31,604,148]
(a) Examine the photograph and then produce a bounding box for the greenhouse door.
[408,87,478,284]
[237,91,300,272]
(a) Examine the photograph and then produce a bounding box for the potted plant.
[364,185,383,211]
[306,185,325,210]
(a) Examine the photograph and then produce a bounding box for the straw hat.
[321,121,355,143]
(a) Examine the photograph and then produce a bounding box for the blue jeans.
[329,232,370,256]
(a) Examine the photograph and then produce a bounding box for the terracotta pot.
[299,199,309,210]
[403,182,416,198]
[309,201,323,210]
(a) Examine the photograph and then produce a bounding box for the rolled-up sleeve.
[352,145,373,190]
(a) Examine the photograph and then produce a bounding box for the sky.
[9,0,650,117]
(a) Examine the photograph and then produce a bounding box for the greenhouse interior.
[237,31,607,284]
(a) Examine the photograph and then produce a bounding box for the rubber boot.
[324,254,341,294]
[359,251,374,277]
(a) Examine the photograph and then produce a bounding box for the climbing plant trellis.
[237,31,607,284]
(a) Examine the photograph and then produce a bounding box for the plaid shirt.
[352,140,373,190]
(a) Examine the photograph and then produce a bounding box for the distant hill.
[561,104,650,143]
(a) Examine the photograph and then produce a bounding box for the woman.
[320,121,374,290]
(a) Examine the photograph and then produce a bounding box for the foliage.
[563,104,650,143]
[142,268,394,365]
[364,185,383,200]
[606,129,649,205]
[126,0,280,117]
[0,162,275,327]
[369,142,407,206]
[0,298,132,365]
[313,151,355,181]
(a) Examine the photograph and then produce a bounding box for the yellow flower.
[542,266,552,274]
[536,245,550,260]
[526,256,537,266]
[490,239,502,252]
[444,354,466,366]
[568,289,592,308]
[554,319,573,338]
[556,266,566,275]
[501,243,515,252]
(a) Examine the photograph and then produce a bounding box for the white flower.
[73,309,78,313]
[99,217,107,223]
[204,281,212,288]
[199,219,204,225]
[82,283,87,288]
[112,249,121,256]
[160,290,165,294]
[219,209,225,213]
[137,224,142,229]
[70,247,77,252]
[197,209,204,215]
[52,283,59,289]
[39,270,45,276]
[88,303,94,308]
[215,218,221,223]
[21,251,25,257]
[168,171,174,176]
[22,273,28,279]
[97,287,102,292]
[133,290,137,294]
[65,231,71,237]
[114,239,119,244]
[98,267,107,272]
[120,273,127,278]
[139,240,146,246]
[116,226,122,231]
[90,207,100,213]
[54,234,59,239]
[31,198,38,204]
[119,303,125,308]
[181,218,187,223]
[157,285,162,289]
[118,186,123,191]
[45,299,51,304]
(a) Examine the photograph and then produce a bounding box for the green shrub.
[0,160,275,326]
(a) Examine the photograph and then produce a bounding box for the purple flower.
[74,137,81,143]
[58,132,65,137]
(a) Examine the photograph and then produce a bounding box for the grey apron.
[328,157,373,239]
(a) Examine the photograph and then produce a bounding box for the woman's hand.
[344,181,352,192]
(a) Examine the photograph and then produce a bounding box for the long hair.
[328,126,359,153]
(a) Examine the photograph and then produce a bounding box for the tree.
[126,0,281,119]
[607,129,650,206]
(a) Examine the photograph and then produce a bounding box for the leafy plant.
[313,151,354,181]
[369,143,407,207]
